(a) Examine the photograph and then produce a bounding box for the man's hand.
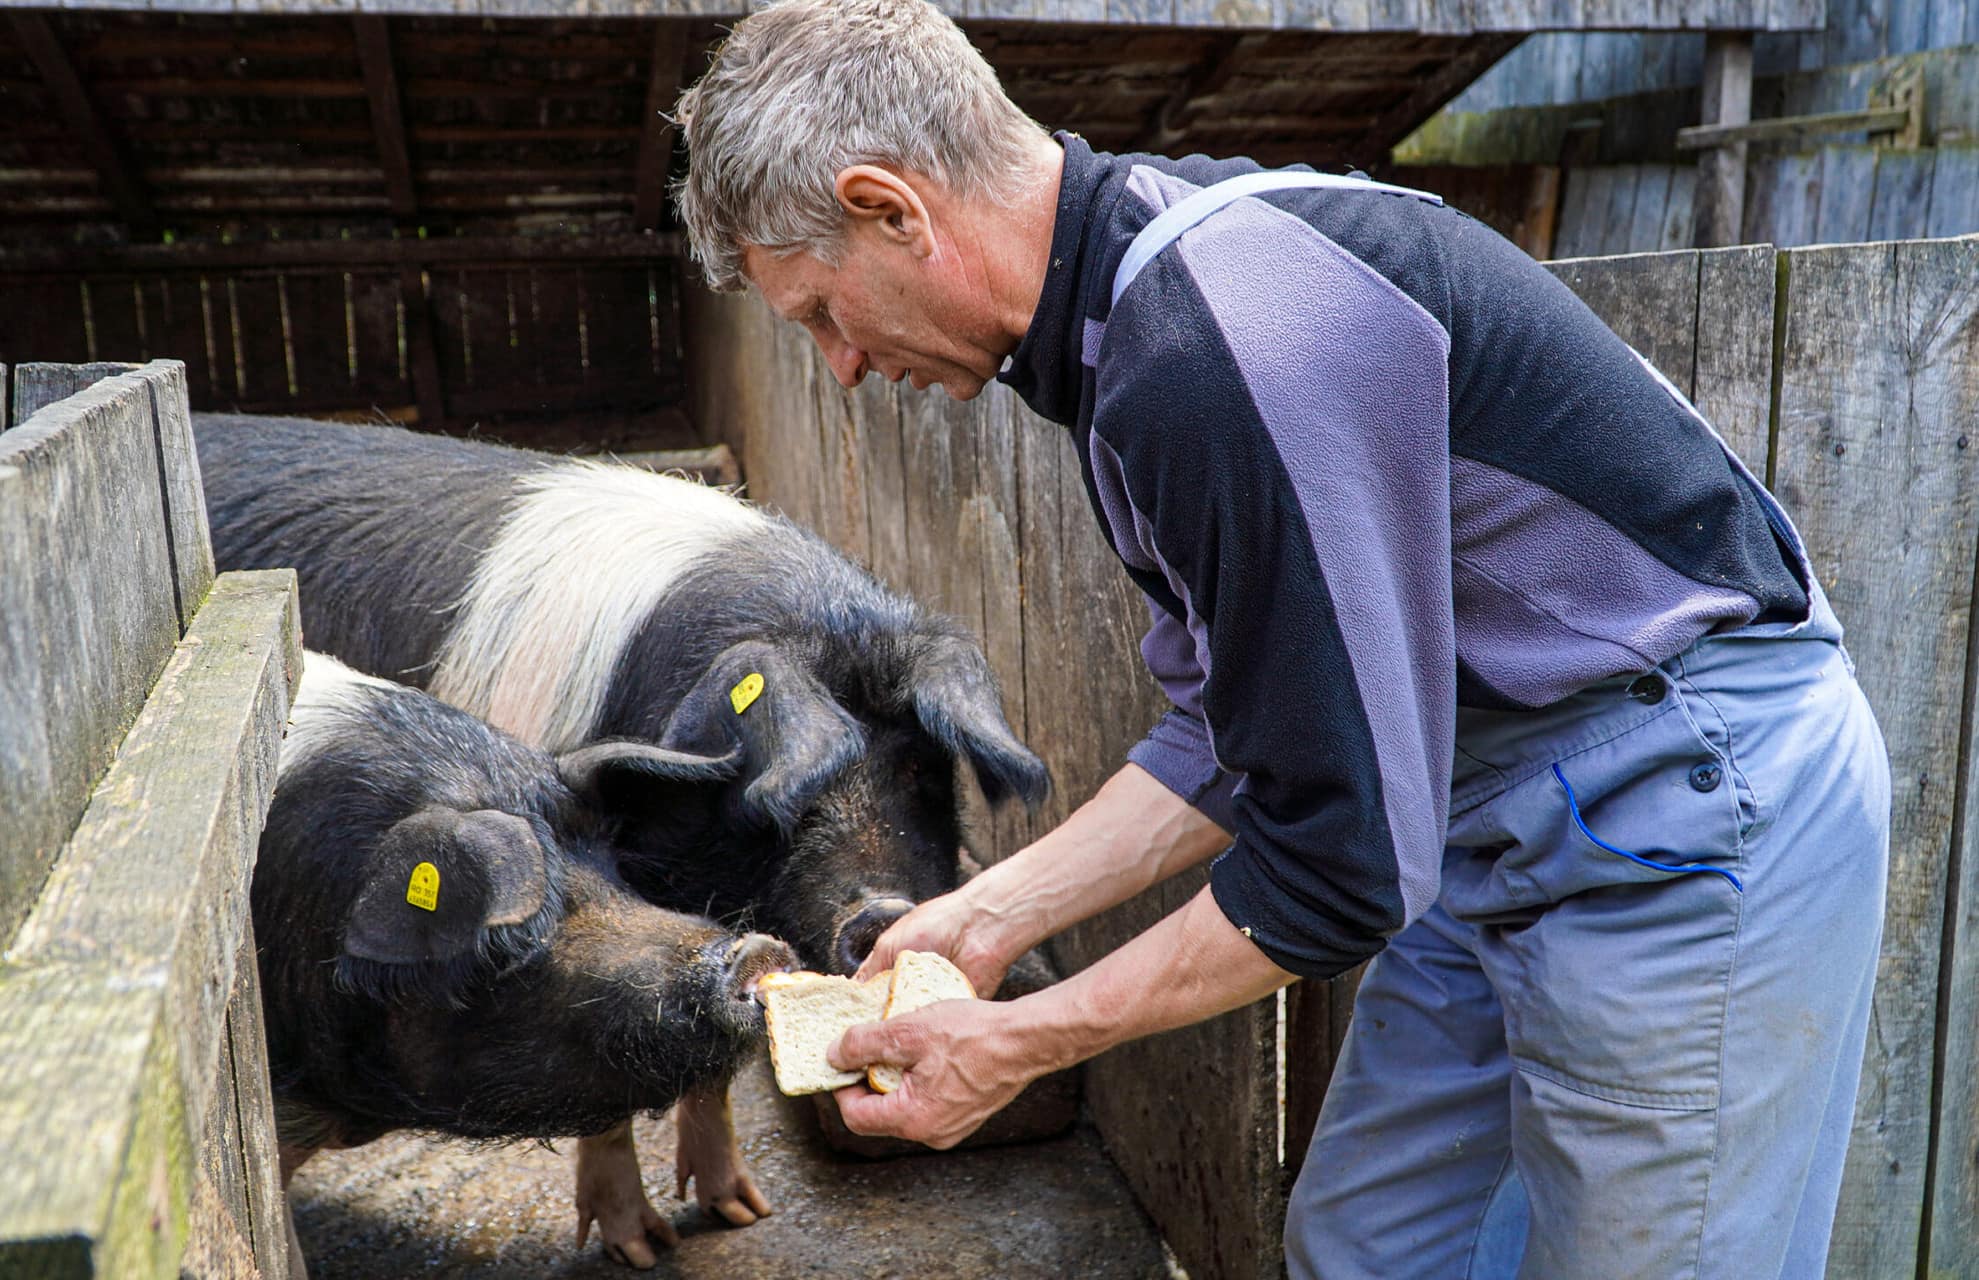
[826,998,1041,1149]
[852,886,1016,996]
[830,885,1296,1152]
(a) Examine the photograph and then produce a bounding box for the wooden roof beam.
[353,15,418,224]
[353,15,446,429]
[633,22,690,232]
[1357,33,1521,165]
[10,14,156,237]
[1136,33,1268,153]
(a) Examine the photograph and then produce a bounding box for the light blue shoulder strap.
[1110,170,1444,309]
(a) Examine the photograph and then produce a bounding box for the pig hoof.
[576,1198,680,1268]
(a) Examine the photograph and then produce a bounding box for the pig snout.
[832,897,916,973]
[720,933,797,1003]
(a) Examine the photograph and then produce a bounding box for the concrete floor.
[291,1055,1173,1279]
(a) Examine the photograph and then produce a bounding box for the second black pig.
[263,652,794,1265]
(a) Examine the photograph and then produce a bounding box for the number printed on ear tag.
[731,671,765,715]
[406,861,440,912]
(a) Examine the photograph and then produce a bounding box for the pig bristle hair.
[281,652,402,778]
[431,459,769,751]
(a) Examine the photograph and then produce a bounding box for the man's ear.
[834,165,933,253]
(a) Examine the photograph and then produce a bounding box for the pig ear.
[337,809,557,1006]
[659,640,866,833]
[556,739,739,812]
[906,633,1050,809]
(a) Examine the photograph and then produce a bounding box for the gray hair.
[672,0,1049,292]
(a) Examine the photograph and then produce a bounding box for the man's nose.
[819,336,867,387]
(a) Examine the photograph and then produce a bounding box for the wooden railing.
[0,361,302,1278]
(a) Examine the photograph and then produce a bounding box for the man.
[673,2,1892,1274]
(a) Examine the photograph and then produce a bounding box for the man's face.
[742,225,1004,402]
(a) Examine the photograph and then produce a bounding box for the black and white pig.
[265,652,796,1267]
[196,412,1048,1266]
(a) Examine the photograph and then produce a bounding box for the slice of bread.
[760,952,982,1097]
[866,952,977,1094]
[758,970,890,1096]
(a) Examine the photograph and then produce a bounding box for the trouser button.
[1627,674,1667,704]
[1689,761,1723,792]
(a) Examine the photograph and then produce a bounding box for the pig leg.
[575,1122,680,1268]
[675,1084,773,1226]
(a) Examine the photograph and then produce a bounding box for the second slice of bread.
[866,951,977,1094]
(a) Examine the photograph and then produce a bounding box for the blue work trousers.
[1286,562,1890,1278]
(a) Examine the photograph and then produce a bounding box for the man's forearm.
[1019,884,1294,1072]
[963,763,1232,963]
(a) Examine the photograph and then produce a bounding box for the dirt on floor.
[290,1054,1174,1280]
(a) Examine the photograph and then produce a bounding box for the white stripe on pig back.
[281,651,399,776]
[429,458,767,751]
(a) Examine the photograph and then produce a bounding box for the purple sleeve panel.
[1127,708,1241,834]
[1081,167,1459,977]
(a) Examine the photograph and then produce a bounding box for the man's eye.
[810,304,832,328]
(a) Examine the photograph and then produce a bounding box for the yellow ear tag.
[730,671,765,715]
[406,862,440,912]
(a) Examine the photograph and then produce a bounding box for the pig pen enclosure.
[3,2,1979,1278]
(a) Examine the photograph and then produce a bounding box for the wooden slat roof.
[0,2,1818,247]
[0,0,1824,35]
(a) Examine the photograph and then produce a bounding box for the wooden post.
[632,22,689,232]
[354,15,446,427]
[1693,33,1754,249]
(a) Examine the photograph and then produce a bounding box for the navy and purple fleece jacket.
[997,134,1808,980]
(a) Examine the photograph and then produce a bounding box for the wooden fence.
[682,234,1979,1278]
[0,240,685,432]
[0,361,302,1278]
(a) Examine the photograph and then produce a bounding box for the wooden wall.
[0,242,683,434]
[1450,0,1973,115]
[681,234,1979,1278]
[0,361,301,1278]
[1546,144,1979,256]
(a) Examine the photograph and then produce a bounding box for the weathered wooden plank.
[1868,147,1938,243]
[1769,148,1825,248]
[0,569,301,1278]
[225,920,290,1280]
[1626,164,1673,253]
[10,361,134,422]
[1853,238,1979,1280]
[279,271,352,406]
[1550,166,1600,260]
[1768,241,1973,1279]
[0,969,192,1280]
[974,384,1034,866]
[1660,166,1698,251]
[229,276,289,409]
[1926,146,1979,240]
[1597,164,1642,256]
[0,369,180,946]
[1814,144,1878,245]
[1283,964,1363,1178]
[136,361,220,625]
[1545,249,1702,399]
[1692,244,1777,475]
